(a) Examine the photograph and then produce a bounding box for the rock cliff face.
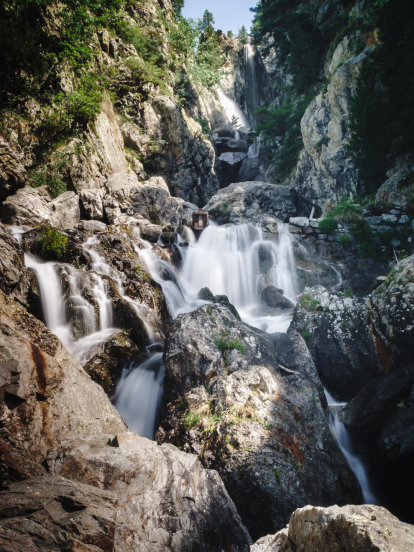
[291,252,414,401]
[293,39,369,212]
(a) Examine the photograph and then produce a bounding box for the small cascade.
[25,255,72,348]
[248,136,261,159]
[243,43,259,119]
[114,352,166,439]
[325,389,379,504]
[180,223,298,333]
[217,87,251,128]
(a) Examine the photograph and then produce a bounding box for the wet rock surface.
[261,286,294,311]
[158,303,361,540]
[252,504,414,552]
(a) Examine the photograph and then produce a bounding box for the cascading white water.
[25,254,72,348]
[243,43,259,119]
[179,222,298,333]
[325,389,379,504]
[248,136,261,159]
[217,87,251,129]
[114,352,166,439]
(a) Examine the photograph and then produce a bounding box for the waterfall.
[248,136,261,159]
[325,389,379,504]
[179,223,298,333]
[217,87,251,128]
[25,255,72,349]
[114,352,166,440]
[243,43,259,118]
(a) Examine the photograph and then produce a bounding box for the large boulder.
[261,286,294,311]
[291,254,414,401]
[47,433,252,552]
[251,504,414,552]
[159,303,361,540]
[204,181,299,226]
[238,157,265,182]
[0,476,119,552]
[0,187,80,230]
[100,172,198,226]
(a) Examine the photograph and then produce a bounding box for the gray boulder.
[204,181,298,226]
[238,158,265,182]
[47,433,252,552]
[252,504,414,552]
[0,476,118,552]
[219,151,247,168]
[0,135,27,202]
[212,124,237,139]
[0,187,80,230]
[159,303,361,540]
[261,285,295,311]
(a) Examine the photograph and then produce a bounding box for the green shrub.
[37,226,68,259]
[349,221,377,259]
[301,331,312,340]
[318,217,338,236]
[316,136,330,149]
[329,196,362,223]
[194,116,210,135]
[300,293,321,311]
[344,289,354,298]
[215,336,245,355]
[183,412,200,429]
[274,470,281,484]
[29,153,69,198]
[338,233,351,245]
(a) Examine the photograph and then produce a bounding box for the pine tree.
[227,30,233,38]
[238,25,248,44]
[200,10,215,34]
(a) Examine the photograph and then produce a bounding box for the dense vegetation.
[251,0,412,191]
[348,0,414,194]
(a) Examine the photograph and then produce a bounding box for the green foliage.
[349,221,377,259]
[274,470,281,484]
[200,10,215,34]
[132,265,151,282]
[172,0,184,17]
[255,94,314,181]
[227,30,234,38]
[348,0,414,194]
[264,423,273,430]
[126,57,169,95]
[318,217,338,236]
[328,196,362,223]
[238,25,248,44]
[39,74,103,147]
[344,289,354,298]
[338,233,351,245]
[194,116,210,135]
[37,226,68,259]
[315,136,330,149]
[301,331,312,340]
[300,293,321,311]
[215,335,246,355]
[29,153,69,198]
[221,202,230,213]
[183,412,200,429]
[0,0,123,106]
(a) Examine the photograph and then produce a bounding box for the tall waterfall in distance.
[243,42,259,118]
[217,87,251,129]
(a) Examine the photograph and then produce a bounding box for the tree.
[200,10,215,34]
[227,30,233,38]
[238,25,248,44]
[172,0,184,17]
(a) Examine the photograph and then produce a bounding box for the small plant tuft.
[318,217,338,236]
[37,226,68,259]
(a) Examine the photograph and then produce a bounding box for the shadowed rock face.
[158,303,361,540]
[291,254,414,401]
[251,504,414,552]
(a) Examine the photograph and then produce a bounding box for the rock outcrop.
[0,187,80,230]
[158,303,361,540]
[251,504,414,552]
[293,39,370,212]
[292,254,414,400]
[204,181,299,226]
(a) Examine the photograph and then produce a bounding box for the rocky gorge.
[1,0,414,550]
